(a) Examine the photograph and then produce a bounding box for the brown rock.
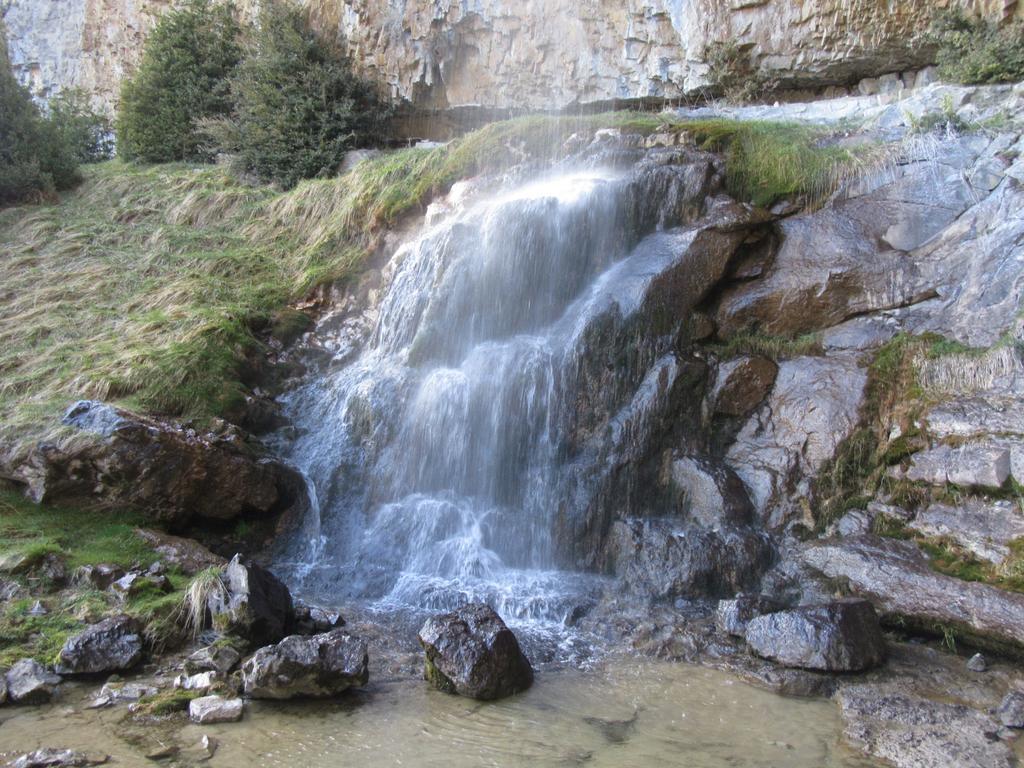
[711,356,777,418]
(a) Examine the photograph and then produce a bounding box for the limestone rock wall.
[2,0,1020,114]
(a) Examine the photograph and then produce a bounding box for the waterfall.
[274,145,722,625]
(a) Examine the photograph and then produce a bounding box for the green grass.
[0,490,157,570]
[0,113,880,458]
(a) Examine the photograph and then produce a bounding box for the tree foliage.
[0,26,80,205]
[217,1,389,188]
[116,0,240,162]
[930,10,1024,85]
[48,89,114,163]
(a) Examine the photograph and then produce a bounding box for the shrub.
[930,10,1024,85]
[702,40,777,104]
[116,0,240,162]
[48,89,114,163]
[217,0,389,188]
[0,26,80,205]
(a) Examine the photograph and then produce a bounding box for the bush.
[0,26,80,205]
[702,40,777,104]
[48,89,114,163]
[930,10,1024,85]
[116,0,240,162]
[217,0,389,188]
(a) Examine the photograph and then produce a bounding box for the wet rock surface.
[189,694,244,724]
[6,659,61,704]
[241,630,369,699]
[744,599,886,672]
[838,683,1016,768]
[9,749,108,768]
[56,615,144,675]
[418,604,533,700]
[610,518,773,601]
[714,594,783,637]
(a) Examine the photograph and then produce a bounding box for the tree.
[48,89,114,163]
[0,25,80,205]
[116,0,240,162]
[219,0,389,188]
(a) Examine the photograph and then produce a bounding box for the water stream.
[273,150,719,631]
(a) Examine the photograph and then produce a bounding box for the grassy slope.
[0,112,876,460]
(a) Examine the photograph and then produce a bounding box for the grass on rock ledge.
[0,113,879,458]
[0,489,192,665]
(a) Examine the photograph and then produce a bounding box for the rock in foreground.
[418,604,533,701]
[189,695,244,724]
[802,535,1024,653]
[839,683,1014,768]
[241,630,368,699]
[745,599,886,672]
[10,749,108,767]
[56,616,143,675]
[5,659,61,704]
[210,554,293,648]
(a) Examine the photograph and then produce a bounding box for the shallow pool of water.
[0,656,877,767]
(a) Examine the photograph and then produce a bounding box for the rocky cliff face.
[4,0,1018,115]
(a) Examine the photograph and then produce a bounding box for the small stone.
[185,645,241,676]
[189,695,244,724]
[144,745,178,761]
[9,749,108,767]
[997,691,1024,728]
[56,616,144,675]
[173,671,218,692]
[966,653,988,672]
[98,681,158,701]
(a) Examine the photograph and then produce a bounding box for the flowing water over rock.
[274,147,733,630]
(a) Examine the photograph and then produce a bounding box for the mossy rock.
[424,655,457,695]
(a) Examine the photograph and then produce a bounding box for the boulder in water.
[210,554,293,648]
[241,630,368,699]
[418,604,533,700]
[56,615,144,675]
[745,599,886,672]
[9,749,109,767]
[188,695,244,724]
[6,659,61,704]
[715,594,783,637]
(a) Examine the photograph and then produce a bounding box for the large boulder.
[210,554,293,648]
[744,599,887,672]
[802,535,1024,653]
[56,615,143,675]
[725,355,867,528]
[715,594,783,637]
[134,529,226,575]
[5,659,61,704]
[610,518,773,601]
[418,604,533,701]
[839,683,1015,768]
[241,630,368,700]
[12,400,308,527]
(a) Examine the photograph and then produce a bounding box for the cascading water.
[273,142,723,629]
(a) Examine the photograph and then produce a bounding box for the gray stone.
[9,749,108,768]
[907,499,1024,564]
[56,616,143,675]
[188,695,244,724]
[418,604,533,701]
[610,518,773,601]
[210,554,293,648]
[185,644,241,676]
[801,536,1024,653]
[997,691,1024,728]
[966,653,987,673]
[293,602,345,636]
[134,529,226,576]
[828,508,875,537]
[726,355,867,527]
[241,630,368,699]
[744,599,886,671]
[71,564,125,591]
[173,671,219,693]
[98,681,158,701]
[903,444,1009,490]
[669,456,754,527]
[839,683,1014,768]
[926,396,1024,441]
[5,659,61,704]
[714,594,782,636]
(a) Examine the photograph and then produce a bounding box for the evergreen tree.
[116,0,240,162]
